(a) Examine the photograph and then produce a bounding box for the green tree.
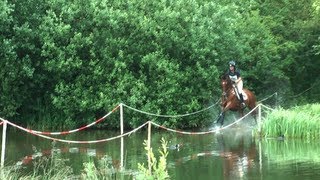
[258,0,320,104]
[0,1,27,117]
[2,0,318,130]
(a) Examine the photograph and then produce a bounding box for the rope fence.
[151,104,261,135]
[257,92,278,103]
[29,105,120,136]
[0,117,148,144]
[0,93,276,168]
[122,99,220,118]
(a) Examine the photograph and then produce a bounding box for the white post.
[1,121,7,168]
[147,121,152,174]
[259,139,262,176]
[120,103,124,169]
[258,104,262,135]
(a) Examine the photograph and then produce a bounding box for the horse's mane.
[220,73,229,81]
[220,73,233,91]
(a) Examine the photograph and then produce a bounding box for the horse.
[215,74,257,126]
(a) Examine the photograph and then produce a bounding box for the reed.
[136,137,170,180]
[1,138,170,179]
[0,153,73,180]
[260,103,320,139]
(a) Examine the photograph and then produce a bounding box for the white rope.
[30,105,119,135]
[122,99,220,118]
[260,104,275,111]
[151,105,260,135]
[258,92,278,103]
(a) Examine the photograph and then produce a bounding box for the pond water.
[2,122,320,179]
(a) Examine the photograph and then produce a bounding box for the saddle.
[232,84,248,100]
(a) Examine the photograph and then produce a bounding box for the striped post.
[1,121,7,167]
[120,103,124,169]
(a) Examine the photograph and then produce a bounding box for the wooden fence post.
[1,121,7,168]
[120,103,124,169]
[258,104,262,135]
[148,121,152,174]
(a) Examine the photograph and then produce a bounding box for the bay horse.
[215,74,257,126]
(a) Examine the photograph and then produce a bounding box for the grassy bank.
[260,103,320,139]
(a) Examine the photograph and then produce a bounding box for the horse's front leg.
[217,101,232,126]
[239,109,244,118]
[216,112,225,126]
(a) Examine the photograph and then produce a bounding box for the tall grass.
[81,155,125,179]
[261,103,320,139]
[1,152,73,180]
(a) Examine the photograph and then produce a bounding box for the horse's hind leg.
[253,110,257,124]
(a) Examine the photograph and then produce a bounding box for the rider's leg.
[239,93,245,106]
[237,80,246,108]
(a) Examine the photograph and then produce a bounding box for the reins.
[221,78,234,103]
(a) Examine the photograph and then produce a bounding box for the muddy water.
[2,122,320,179]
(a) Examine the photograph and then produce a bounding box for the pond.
[2,121,320,179]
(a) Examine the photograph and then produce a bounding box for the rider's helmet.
[229,60,236,67]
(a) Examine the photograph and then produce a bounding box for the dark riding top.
[227,70,241,83]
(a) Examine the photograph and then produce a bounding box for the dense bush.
[0,0,319,129]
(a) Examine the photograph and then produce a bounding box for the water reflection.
[216,129,257,179]
[2,123,320,179]
[260,139,320,180]
[164,124,258,180]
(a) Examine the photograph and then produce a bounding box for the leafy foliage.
[0,0,319,129]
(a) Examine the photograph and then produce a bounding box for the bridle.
[221,77,234,104]
[221,80,229,102]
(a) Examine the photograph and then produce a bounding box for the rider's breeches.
[236,80,243,94]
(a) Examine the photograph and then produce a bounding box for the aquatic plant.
[260,103,320,139]
[81,155,122,179]
[0,152,74,180]
[0,166,23,180]
[136,137,170,180]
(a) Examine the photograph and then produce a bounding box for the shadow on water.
[2,120,320,179]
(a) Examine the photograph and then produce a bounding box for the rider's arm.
[235,71,242,83]
[235,77,242,84]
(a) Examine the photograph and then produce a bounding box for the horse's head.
[220,74,233,94]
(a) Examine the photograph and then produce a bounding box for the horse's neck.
[226,84,234,95]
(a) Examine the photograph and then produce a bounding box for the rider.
[227,60,246,108]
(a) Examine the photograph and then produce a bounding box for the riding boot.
[239,93,246,108]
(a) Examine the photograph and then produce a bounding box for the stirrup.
[240,102,246,108]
